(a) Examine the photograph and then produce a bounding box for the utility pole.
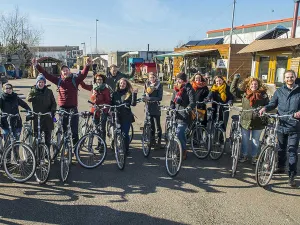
[90,37,93,59]
[226,0,236,81]
[291,0,300,38]
[96,19,99,53]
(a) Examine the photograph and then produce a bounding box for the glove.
[53,117,57,123]
[228,101,233,106]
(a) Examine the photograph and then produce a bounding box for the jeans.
[2,128,22,142]
[176,123,187,151]
[61,107,79,147]
[121,122,131,152]
[241,128,262,158]
[277,132,300,177]
[94,113,107,140]
[150,115,162,139]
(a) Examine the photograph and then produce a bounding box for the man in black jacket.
[260,70,300,187]
[106,64,128,92]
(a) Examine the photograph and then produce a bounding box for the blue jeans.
[241,128,262,157]
[176,123,187,151]
[2,128,22,142]
[121,122,131,151]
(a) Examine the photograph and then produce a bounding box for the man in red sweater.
[32,57,92,148]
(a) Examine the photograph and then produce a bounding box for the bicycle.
[255,113,295,187]
[75,102,107,169]
[0,112,36,183]
[187,101,210,159]
[140,99,159,157]
[107,116,134,144]
[206,101,229,160]
[21,110,52,184]
[161,106,187,177]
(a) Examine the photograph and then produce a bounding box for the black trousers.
[277,132,300,177]
[61,107,79,146]
[34,129,52,150]
[150,115,162,139]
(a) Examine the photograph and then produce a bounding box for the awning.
[37,57,62,63]
[154,49,217,59]
[121,51,139,58]
[238,38,300,54]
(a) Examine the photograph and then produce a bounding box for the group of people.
[0,57,299,187]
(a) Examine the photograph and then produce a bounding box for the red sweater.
[36,65,89,108]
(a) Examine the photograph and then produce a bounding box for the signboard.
[216,59,228,69]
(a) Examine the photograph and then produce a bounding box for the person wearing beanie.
[27,74,57,150]
[80,73,111,141]
[170,72,195,160]
[143,72,163,149]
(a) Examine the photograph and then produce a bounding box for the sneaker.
[288,176,296,187]
[239,156,247,163]
[251,156,258,165]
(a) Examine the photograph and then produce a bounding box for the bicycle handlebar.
[0,112,20,118]
[21,110,52,116]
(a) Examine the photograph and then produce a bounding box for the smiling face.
[176,78,184,85]
[215,78,224,86]
[95,76,103,84]
[110,66,118,76]
[61,67,70,78]
[284,71,296,86]
[250,80,258,91]
[37,80,45,89]
[3,84,12,94]
[195,75,202,83]
[119,79,127,90]
[148,73,156,84]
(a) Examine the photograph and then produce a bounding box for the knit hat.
[176,72,187,82]
[36,74,46,84]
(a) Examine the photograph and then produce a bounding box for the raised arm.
[35,64,59,84]
[80,81,93,91]
[76,58,92,83]
[230,76,244,99]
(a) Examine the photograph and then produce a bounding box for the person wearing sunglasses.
[0,83,31,140]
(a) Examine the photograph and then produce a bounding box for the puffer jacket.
[170,82,195,124]
[265,84,300,133]
[143,80,163,116]
[230,77,269,130]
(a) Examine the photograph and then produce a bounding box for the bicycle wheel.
[165,137,182,177]
[114,132,126,170]
[191,126,210,159]
[3,142,36,183]
[76,133,107,169]
[255,145,276,187]
[227,120,237,153]
[209,128,226,160]
[142,124,151,157]
[231,138,241,178]
[35,143,51,184]
[60,142,72,182]
[164,118,171,143]
[129,123,134,144]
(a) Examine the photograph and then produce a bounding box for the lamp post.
[81,42,86,55]
[96,19,99,53]
[226,0,236,81]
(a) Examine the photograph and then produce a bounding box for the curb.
[132,83,173,96]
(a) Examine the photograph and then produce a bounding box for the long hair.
[190,72,206,82]
[238,77,267,92]
[116,78,133,100]
[213,75,226,85]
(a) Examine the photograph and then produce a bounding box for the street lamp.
[96,19,99,53]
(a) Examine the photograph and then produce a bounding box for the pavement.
[0,76,299,225]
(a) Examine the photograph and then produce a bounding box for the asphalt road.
[0,76,299,225]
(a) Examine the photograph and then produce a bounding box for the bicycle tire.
[3,142,36,183]
[209,127,226,160]
[60,142,72,182]
[114,132,126,170]
[191,126,210,159]
[50,141,59,161]
[34,143,51,184]
[231,138,240,178]
[255,145,276,187]
[165,137,182,177]
[76,133,107,169]
[142,124,151,157]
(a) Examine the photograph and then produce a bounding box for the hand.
[86,57,92,66]
[133,88,138,94]
[53,117,57,123]
[228,101,233,106]
[31,58,38,66]
[143,96,150,101]
[294,111,300,119]
[92,90,97,96]
[259,107,266,116]
[234,74,240,79]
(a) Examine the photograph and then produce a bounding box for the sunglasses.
[5,87,12,90]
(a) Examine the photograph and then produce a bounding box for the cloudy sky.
[1,0,295,52]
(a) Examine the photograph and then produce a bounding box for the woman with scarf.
[112,78,137,154]
[207,76,233,129]
[143,72,163,148]
[0,83,31,140]
[27,74,57,150]
[230,74,269,164]
[170,72,195,160]
[190,73,209,126]
[80,73,111,140]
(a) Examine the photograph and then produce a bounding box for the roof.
[121,51,139,58]
[31,46,80,52]
[256,25,289,40]
[37,57,62,63]
[154,49,217,59]
[184,38,224,47]
[238,38,300,54]
[207,16,300,34]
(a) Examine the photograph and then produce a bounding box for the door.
[274,56,288,85]
[258,56,270,82]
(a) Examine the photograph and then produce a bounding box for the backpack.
[57,74,78,92]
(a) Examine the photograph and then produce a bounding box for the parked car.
[0,65,8,84]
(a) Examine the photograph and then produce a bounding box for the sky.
[0,0,296,53]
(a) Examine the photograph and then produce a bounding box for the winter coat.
[36,64,89,108]
[193,86,209,110]
[265,84,300,133]
[112,90,137,124]
[143,81,163,116]
[106,71,128,92]
[230,77,269,130]
[170,83,196,124]
[27,86,57,132]
[0,92,31,129]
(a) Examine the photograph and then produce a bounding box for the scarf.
[192,81,207,91]
[246,89,263,107]
[93,83,106,91]
[210,83,227,102]
[145,81,160,95]
[173,83,186,104]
